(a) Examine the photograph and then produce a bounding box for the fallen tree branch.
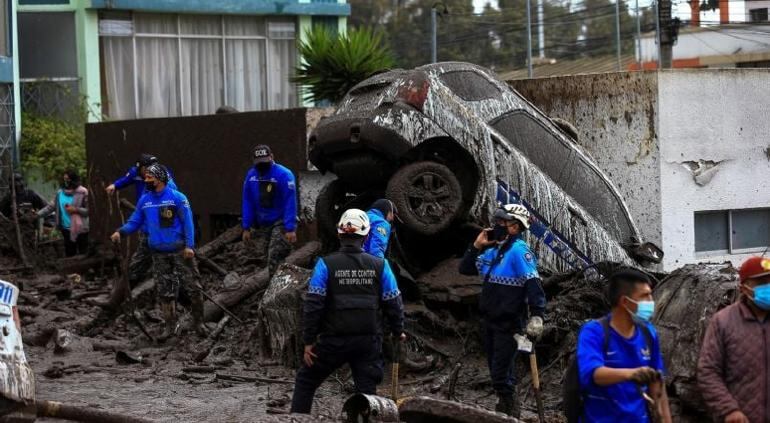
[37,399,155,423]
[405,329,452,358]
[215,373,293,385]
[193,315,232,362]
[202,241,320,322]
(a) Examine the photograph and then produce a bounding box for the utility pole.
[615,0,622,71]
[654,0,662,68]
[658,0,673,68]
[537,0,545,58]
[526,0,533,77]
[431,7,437,63]
[635,0,642,66]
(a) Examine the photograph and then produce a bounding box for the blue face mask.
[748,285,770,311]
[625,297,655,321]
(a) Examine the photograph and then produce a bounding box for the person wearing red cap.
[698,256,770,423]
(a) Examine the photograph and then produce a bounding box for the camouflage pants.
[151,251,200,302]
[250,223,292,276]
[128,233,152,285]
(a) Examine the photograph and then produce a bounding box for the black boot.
[495,394,520,418]
[495,394,514,415]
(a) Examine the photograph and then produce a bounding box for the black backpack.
[562,316,654,423]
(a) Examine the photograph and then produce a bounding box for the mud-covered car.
[310,62,661,274]
[0,279,35,420]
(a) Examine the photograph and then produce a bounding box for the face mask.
[144,181,157,192]
[747,285,770,310]
[625,297,655,322]
[255,162,272,173]
[492,224,508,241]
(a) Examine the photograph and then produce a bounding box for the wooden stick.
[215,373,293,385]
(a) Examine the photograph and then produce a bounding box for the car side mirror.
[630,242,664,264]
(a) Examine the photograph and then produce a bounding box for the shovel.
[515,334,545,423]
[391,336,401,401]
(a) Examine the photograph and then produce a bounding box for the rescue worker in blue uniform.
[106,154,178,287]
[241,145,298,277]
[458,204,546,417]
[363,199,397,259]
[291,209,405,414]
[110,164,206,339]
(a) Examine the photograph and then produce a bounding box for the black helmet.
[145,164,169,183]
[136,154,158,168]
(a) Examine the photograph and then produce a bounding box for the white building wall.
[658,69,770,269]
[639,26,770,62]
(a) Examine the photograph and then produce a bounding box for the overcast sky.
[473,0,499,13]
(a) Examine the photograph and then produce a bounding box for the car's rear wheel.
[386,161,463,236]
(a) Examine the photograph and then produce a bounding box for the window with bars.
[694,209,770,254]
[99,12,298,119]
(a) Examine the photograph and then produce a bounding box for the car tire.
[386,161,463,236]
[315,179,379,252]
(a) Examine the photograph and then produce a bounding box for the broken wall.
[507,72,663,250]
[658,69,770,269]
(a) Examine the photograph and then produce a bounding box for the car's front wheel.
[386,161,463,236]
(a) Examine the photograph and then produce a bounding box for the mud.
[0,224,717,422]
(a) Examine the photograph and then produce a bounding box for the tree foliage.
[349,0,654,72]
[20,111,86,183]
[293,26,395,104]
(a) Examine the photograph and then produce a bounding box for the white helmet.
[337,209,370,236]
[494,204,531,230]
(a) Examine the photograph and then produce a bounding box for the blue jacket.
[118,186,194,252]
[459,236,545,327]
[113,166,177,203]
[363,209,391,259]
[241,163,297,231]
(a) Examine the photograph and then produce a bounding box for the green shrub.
[20,111,85,182]
[293,27,395,104]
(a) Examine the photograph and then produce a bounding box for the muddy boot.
[495,394,514,416]
[157,302,179,341]
[191,293,208,337]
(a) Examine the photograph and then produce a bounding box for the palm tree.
[293,27,395,104]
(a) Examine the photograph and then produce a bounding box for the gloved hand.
[525,316,544,340]
[629,367,661,385]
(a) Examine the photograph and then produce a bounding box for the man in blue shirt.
[291,209,405,414]
[241,145,298,277]
[459,204,546,417]
[576,268,672,423]
[363,199,397,259]
[106,153,178,287]
[110,164,205,340]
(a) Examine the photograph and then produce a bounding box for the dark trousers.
[128,233,153,286]
[484,321,519,397]
[291,335,384,414]
[60,229,88,257]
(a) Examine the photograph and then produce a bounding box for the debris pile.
[0,222,731,422]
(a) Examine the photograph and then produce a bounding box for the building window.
[99,12,297,120]
[694,209,770,254]
[18,12,80,116]
[749,8,768,23]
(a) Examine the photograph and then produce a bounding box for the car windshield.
[491,111,636,243]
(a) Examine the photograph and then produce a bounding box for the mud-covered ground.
[1,224,710,422]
